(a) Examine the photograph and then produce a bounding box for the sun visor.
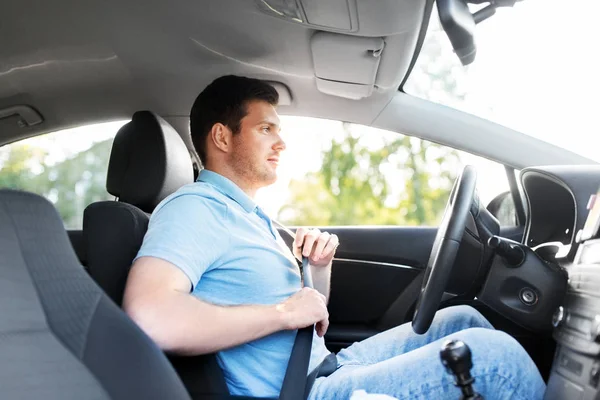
[311,32,385,100]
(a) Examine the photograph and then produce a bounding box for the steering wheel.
[412,165,478,334]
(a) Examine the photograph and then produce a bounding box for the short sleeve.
[134,194,230,289]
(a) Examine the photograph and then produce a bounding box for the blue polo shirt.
[134,169,330,397]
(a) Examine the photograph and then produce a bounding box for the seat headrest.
[106,111,194,213]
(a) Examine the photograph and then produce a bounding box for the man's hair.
[190,75,279,164]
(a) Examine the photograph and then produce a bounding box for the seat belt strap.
[274,221,337,400]
[273,221,314,400]
[279,257,314,400]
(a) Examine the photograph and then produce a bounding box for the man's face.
[228,100,285,188]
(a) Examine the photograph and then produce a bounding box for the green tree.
[396,136,460,225]
[278,123,460,226]
[0,139,113,228]
[0,144,46,192]
[37,139,114,227]
[278,124,401,226]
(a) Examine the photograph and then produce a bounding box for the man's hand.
[277,287,330,337]
[293,228,339,268]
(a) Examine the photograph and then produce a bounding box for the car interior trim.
[333,257,420,270]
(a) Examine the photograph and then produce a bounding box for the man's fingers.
[321,234,340,259]
[311,232,330,261]
[293,227,308,260]
[317,318,330,337]
[301,229,321,257]
[293,227,308,249]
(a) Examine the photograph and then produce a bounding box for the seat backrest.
[0,189,191,400]
[83,110,194,305]
[82,111,231,398]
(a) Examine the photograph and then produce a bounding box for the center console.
[545,191,600,400]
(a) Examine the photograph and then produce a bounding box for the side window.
[257,117,515,227]
[494,194,518,226]
[0,121,127,229]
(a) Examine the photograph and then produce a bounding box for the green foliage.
[277,123,460,226]
[0,139,113,228]
[0,144,45,192]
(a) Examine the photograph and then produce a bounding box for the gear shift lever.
[440,340,483,400]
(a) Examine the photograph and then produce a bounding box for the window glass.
[0,121,127,229]
[0,117,514,230]
[404,0,600,162]
[257,116,512,226]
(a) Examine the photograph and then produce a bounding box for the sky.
[4,0,598,221]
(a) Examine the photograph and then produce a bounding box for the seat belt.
[274,222,337,400]
[279,256,314,400]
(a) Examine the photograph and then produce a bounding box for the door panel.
[328,259,421,324]
[327,260,424,351]
[325,324,381,353]
[324,226,438,266]
[279,226,436,351]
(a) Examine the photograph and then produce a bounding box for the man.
[123,75,545,399]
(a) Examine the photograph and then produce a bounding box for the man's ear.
[209,123,232,154]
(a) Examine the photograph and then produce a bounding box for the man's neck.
[203,165,258,199]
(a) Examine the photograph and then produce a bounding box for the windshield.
[404,0,600,162]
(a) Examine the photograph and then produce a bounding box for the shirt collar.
[197,169,257,213]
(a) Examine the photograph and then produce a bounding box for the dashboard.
[521,165,600,260]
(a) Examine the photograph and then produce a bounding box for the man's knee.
[457,327,532,369]
[438,305,492,328]
[454,328,545,398]
[471,327,519,349]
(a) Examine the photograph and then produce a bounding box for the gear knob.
[440,339,472,376]
[440,340,483,400]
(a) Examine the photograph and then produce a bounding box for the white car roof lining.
[1,0,594,169]
[0,0,426,142]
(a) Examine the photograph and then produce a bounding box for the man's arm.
[123,256,329,355]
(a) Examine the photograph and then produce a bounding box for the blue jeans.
[308,305,546,400]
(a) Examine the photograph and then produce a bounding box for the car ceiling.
[2,0,595,169]
[0,0,430,146]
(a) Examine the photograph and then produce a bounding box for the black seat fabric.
[0,189,191,400]
[84,110,194,305]
[82,111,232,399]
[105,111,194,214]
[83,201,149,305]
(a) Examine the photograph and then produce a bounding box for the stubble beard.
[230,150,276,189]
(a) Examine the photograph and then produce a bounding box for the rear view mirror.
[437,0,477,65]
[437,0,520,66]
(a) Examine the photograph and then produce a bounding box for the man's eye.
[262,126,270,133]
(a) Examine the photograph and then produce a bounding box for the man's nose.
[274,135,286,151]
